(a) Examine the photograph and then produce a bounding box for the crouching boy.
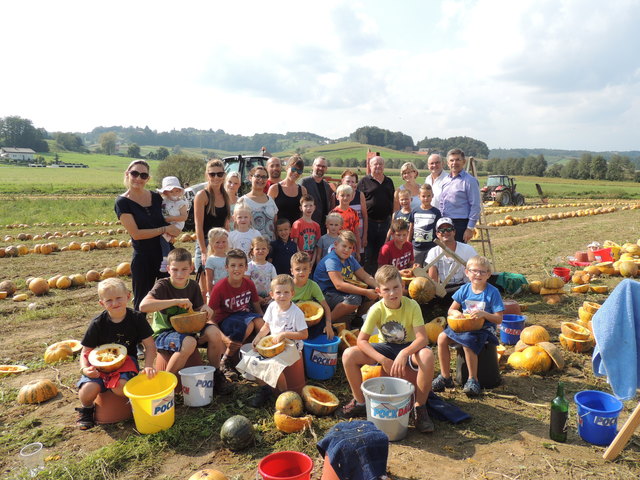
[76,278,157,430]
[340,265,435,433]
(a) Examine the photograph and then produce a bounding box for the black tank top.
[202,190,228,235]
[274,183,302,224]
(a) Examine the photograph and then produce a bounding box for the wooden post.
[603,402,640,461]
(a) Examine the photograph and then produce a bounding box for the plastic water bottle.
[550,381,569,442]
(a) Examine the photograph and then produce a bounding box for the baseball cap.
[436,217,454,229]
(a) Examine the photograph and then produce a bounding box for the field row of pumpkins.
[3,228,126,243]
[0,238,132,258]
[485,206,621,228]
[4,220,121,229]
[484,200,639,216]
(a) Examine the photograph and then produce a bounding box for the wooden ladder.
[467,157,498,270]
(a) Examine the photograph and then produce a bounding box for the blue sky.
[2,0,639,151]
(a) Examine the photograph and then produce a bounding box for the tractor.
[481,175,525,206]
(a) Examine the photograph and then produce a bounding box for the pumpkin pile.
[220,415,255,451]
[273,391,313,433]
[296,301,324,326]
[507,325,564,373]
[529,276,566,304]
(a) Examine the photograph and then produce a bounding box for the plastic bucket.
[240,343,257,381]
[123,371,177,434]
[552,267,571,283]
[574,390,623,446]
[500,314,526,345]
[179,365,215,407]
[303,334,341,380]
[361,376,415,441]
[258,451,313,480]
[588,248,613,263]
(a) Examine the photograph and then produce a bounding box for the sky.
[3,0,639,151]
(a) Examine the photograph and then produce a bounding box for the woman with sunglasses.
[193,159,230,297]
[267,154,308,224]
[115,160,181,309]
[238,166,278,242]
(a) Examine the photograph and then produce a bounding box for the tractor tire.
[514,193,525,206]
[496,190,512,206]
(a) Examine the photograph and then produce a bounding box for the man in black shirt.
[301,156,335,235]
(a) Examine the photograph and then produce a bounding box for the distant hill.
[490,148,640,165]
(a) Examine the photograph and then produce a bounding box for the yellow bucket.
[123,371,177,434]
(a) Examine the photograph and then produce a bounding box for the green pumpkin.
[220,415,255,451]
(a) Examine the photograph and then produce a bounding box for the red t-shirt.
[291,218,321,254]
[377,240,414,270]
[208,277,259,324]
[331,206,359,236]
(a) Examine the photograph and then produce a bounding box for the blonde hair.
[336,184,353,197]
[467,255,493,273]
[98,277,128,298]
[270,274,295,292]
[400,162,418,176]
[419,183,433,193]
[233,202,252,219]
[249,236,270,259]
[337,229,357,246]
[397,188,411,198]
[204,159,230,218]
[374,265,402,286]
[325,212,344,226]
[207,227,229,256]
[123,160,150,188]
[291,251,311,266]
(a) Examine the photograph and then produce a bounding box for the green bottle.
[550,381,569,442]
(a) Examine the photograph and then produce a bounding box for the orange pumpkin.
[275,391,304,417]
[18,379,59,404]
[520,325,550,345]
[273,411,312,433]
[361,364,383,382]
[301,385,339,416]
[28,278,49,296]
[338,330,357,352]
[44,343,73,364]
[170,311,207,334]
[255,336,285,358]
[519,345,553,373]
[408,277,436,304]
[425,317,446,344]
[88,343,127,372]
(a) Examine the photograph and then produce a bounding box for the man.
[357,155,395,274]
[424,153,447,208]
[264,157,282,193]
[301,156,335,234]
[438,148,480,243]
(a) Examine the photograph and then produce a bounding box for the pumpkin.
[296,301,324,326]
[0,280,17,296]
[0,291,7,300]
[539,287,564,295]
[68,241,81,251]
[188,470,228,480]
[559,334,595,353]
[519,345,553,373]
[520,325,550,345]
[119,240,128,248]
[590,285,609,294]
[116,262,131,276]
[40,244,53,255]
[338,330,357,352]
[361,364,383,382]
[408,277,436,304]
[273,411,313,433]
[220,415,255,451]
[88,343,127,372]
[596,262,615,276]
[4,246,19,257]
[447,314,484,333]
[619,261,638,278]
[496,345,506,361]
[275,391,304,417]
[301,385,339,416]
[50,339,82,354]
[13,294,28,302]
[170,311,207,334]
[542,277,564,289]
[537,342,565,370]
[95,240,108,250]
[507,351,524,369]
[101,268,117,280]
[583,301,601,314]
[571,284,590,293]
[578,307,594,324]
[86,270,101,282]
[48,275,61,288]
[28,278,49,296]
[571,273,588,285]
[56,276,72,289]
[583,266,601,277]
[0,365,28,374]
[560,322,591,341]
[543,294,562,305]
[255,336,285,358]
[44,343,73,363]
[425,317,446,344]
[17,379,58,404]
[514,339,529,352]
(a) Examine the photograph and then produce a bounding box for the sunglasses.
[290,167,303,174]
[253,174,268,180]
[437,227,455,233]
[128,170,149,179]
[208,171,225,178]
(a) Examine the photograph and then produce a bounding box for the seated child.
[315,212,343,263]
[76,278,157,430]
[408,184,441,267]
[290,251,333,339]
[229,203,262,255]
[208,248,264,376]
[432,255,504,397]
[204,227,229,297]
[249,274,309,407]
[340,265,435,433]
[140,248,231,393]
[313,230,378,327]
[291,195,321,264]
[270,218,298,275]
[331,184,361,259]
[378,218,415,276]
[247,236,277,307]
[158,176,188,272]
[386,189,413,240]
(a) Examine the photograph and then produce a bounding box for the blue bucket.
[500,314,526,345]
[574,390,623,446]
[303,334,341,380]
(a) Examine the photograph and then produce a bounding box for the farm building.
[0,147,36,162]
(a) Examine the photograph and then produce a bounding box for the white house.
[0,147,36,162]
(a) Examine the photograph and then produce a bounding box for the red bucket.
[552,267,571,283]
[590,248,613,263]
[258,451,313,480]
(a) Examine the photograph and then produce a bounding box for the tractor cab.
[481,175,524,206]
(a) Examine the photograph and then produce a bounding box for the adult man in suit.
[301,156,335,235]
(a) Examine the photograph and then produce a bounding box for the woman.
[394,162,421,211]
[194,159,230,296]
[238,166,278,241]
[225,171,241,229]
[340,169,368,256]
[115,160,180,309]
[267,154,307,224]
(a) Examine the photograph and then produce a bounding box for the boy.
[433,256,504,397]
[291,195,321,264]
[340,265,435,433]
[331,184,361,259]
[249,274,309,407]
[229,203,262,255]
[140,248,232,393]
[378,218,415,274]
[313,230,378,326]
[409,184,441,267]
[291,251,333,339]
[76,278,157,430]
[386,188,413,240]
[208,248,264,375]
[315,212,343,263]
[269,218,298,275]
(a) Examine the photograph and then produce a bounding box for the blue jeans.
[452,218,469,243]
[365,219,390,274]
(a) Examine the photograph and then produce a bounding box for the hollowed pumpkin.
[537,341,565,370]
[273,411,313,433]
[571,284,590,294]
[520,325,550,345]
[88,343,127,372]
[583,301,601,314]
[170,311,207,334]
[12,294,28,302]
[18,379,58,404]
[255,336,285,358]
[301,385,339,416]
[425,317,446,344]
[275,391,304,417]
[408,277,436,304]
[361,364,383,382]
[560,322,591,341]
[447,314,484,333]
[296,301,324,326]
[584,265,601,277]
[559,334,595,353]
[578,307,594,324]
[590,285,609,294]
[0,365,28,375]
[188,470,228,480]
[44,343,74,363]
[514,339,529,352]
[338,330,357,352]
[51,339,82,354]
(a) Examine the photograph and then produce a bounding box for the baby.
[158,176,188,272]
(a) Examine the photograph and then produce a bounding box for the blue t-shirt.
[313,250,362,292]
[409,206,441,251]
[393,209,412,224]
[452,282,504,335]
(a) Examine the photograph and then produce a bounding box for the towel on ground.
[427,391,471,424]
[236,341,300,388]
[592,279,640,401]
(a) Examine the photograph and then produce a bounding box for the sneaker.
[249,385,273,408]
[75,405,95,430]
[213,370,234,395]
[463,378,482,397]
[432,374,455,392]
[413,404,434,433]
[339,398,367,419]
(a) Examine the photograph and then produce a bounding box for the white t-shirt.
[247,261,277,297]
[204,255,227,285]
[161,197,188,231]
[263,302,308,351]
[425,170,447,208]
[425,241,477,285]
[228,228,262,255]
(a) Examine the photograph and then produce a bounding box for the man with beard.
[264,157,282,193]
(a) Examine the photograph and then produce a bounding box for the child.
[204,227,229,296]
[313,230,378,326]
[269,218,298,275]
[76,278,157,430]
[208,248,264,375]
[247,236,277,307]
[229,203,262,255]
[139,248,231,393]
[387,189,413,241]
[315,213,343,262]
[331,184,361,258]
[409,184,441,267]
[378,218,415,274]
[291,251,333,339]
[158,176,188,272]
[432,255,504,397]
[340,265,435,433]
[249,274,309,407]
[291,195,321,264]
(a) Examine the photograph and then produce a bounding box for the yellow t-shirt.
[362,296,424,344]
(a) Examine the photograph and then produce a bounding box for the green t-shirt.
[362,296,423,344]
[148,278,204,337]
[292,279,325,303]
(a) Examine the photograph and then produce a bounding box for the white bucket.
[179,365,215,407]
[240,344,257,381]
[361,377,415,441]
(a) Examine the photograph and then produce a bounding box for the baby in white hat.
[158,176,188,271]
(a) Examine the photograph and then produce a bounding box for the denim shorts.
[76,356,139,393]
[219,311,262,342]
[155,330,196,352]
[324,288,363,309]
[371,342,421,371]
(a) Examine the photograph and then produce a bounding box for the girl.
[246,236,277,307]
[205,228,230,297]
[158,176,188,272]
